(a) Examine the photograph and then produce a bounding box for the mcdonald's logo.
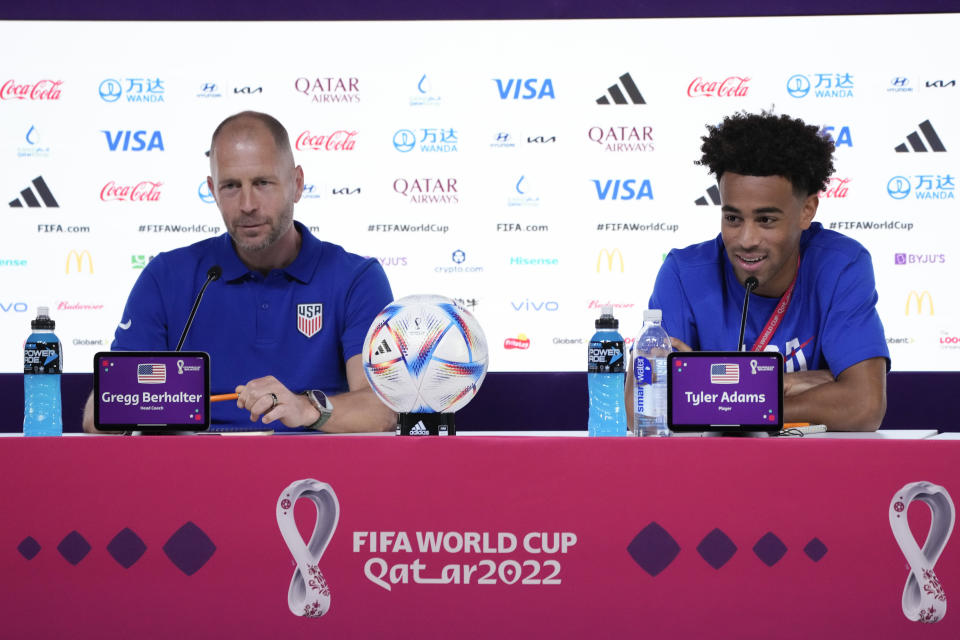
[905,290,933,315]
[597,248,624,273]
[66,249,94,274]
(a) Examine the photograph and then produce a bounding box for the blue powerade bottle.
[23,306,63,436]
[587,305,627,437]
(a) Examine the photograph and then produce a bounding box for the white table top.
[458,429,940,439]
[930,432,960,440]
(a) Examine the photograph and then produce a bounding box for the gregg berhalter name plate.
[667,351,783,432]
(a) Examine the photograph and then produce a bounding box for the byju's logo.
[694,185,721,206]
[894,252,946,265]
[687,76,750,98]
[294,77,360,104]
[17,125,51,158]
[0,79,63,101]
[393,128,458,153]
[593,179,653,200]
[786,73,853,98]
[410,74,441,107]
[295,130,357,151]
[587,126,654,152]
[98,78,165,103]
[894,120,946,152]
[888,77,913,94]
[8,176,58,208]
[888,175,955,200]
[198,181,215,204]
[905,290,934,316]
[102,130,164,152]
[820,177,851,199]
[820,125,853,148]
[393,178,459,204]
[494,78,555,100]
[597,73,646,104]
[508,176,540,208]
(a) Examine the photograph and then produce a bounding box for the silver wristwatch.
[302,390,333,431]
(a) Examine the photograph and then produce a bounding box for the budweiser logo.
[57,301,105,311]
[1,79,63,101]
[295,130,357,151]
[100,181,163,202]
[687,76,750,98]
[820,177,851,198]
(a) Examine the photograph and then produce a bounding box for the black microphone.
[738,276,759,352]
[176,265,222,351]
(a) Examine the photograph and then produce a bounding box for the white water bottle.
[632,309,671,437]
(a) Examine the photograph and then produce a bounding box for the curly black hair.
[698,111,835,196]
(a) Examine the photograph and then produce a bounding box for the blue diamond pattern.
[107,528,147,569]
[626,522,680,577]
[697,528,738,569]
[163,521,216,576]
[803,537,828,562]
[57,531,91,565]
[753,532,787,566]
[17,536,41,560]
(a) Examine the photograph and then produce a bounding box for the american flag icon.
[710,363,739,384]
[137,363,166,384]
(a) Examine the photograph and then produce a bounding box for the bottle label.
[588,339,624,374]
[24,340,61,374]
[634,356,653,385]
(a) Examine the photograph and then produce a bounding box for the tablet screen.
[94,351,210,431]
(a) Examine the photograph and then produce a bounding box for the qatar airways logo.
[294,77,360,104]
[295,130,357,151]
[100,181,163,202]
[687,76,750,98]
[819,177,851,198]
[0,79,63,101]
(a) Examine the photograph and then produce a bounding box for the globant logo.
[888,175,955,200]
[393,178,459,204]
[294,77,360,104]
[100,181,163,202]
[894,252,946,265]
[820,125,853,148]
[17,125,51,158]
[687,76,750,98]
[410,74,442,107]
[508,176,540,207]
[888,77,913,94]
[393,128,458,153]
[102,130,164,152]
[98,78,165,103]
[587,126,654,152]
[198,181,215,203]
[786,73,853,98]
[295,130,357,151]
[0,79,63,101]
[593,179,654,200]
[494,78,555,100]
[819,177,850,198]
[504,334,531,350]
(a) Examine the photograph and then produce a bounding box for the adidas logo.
[9,175,59,208]
[597,73,646,105]
[894,120,946,152]
[410,421,429,436]
[374,339,392,356]
[695,185,721,206]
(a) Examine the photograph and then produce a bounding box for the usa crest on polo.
[362,294,488,413]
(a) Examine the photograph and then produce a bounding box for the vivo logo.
[511,299,559,311]
[102,130,164,151]
[1,301,28,312]
[593,179,653,200]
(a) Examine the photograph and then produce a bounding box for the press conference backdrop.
[0,15,957,375]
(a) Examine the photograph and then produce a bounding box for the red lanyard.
[750,257,800,352]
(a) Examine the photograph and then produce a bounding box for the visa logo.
[593,179,654,200]
[494,78,555,100]
[102,130,165,151]
[820,125,853,148]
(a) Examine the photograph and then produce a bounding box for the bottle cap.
[595,304,618,329]
[643,309,662,324]
[31,306,55,330]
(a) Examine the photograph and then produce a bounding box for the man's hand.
[783,369,834,397]
[235,376,318,428]
[670,337,692,352]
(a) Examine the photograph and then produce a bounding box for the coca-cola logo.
[1,79,63,101]
[295,130,357,151]
[687,76,750,98]
[100,181,163,202]
[820,177,850,199]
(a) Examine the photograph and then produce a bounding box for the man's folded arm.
[783,357,887,431]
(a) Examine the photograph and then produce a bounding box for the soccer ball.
[362,294,489,413]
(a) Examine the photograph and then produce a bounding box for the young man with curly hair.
[649,111,889,431]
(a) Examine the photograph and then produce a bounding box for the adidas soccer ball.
[362,294,489,413]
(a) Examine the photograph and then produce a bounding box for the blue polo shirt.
[111,221,393,429]
[649,223,889,375]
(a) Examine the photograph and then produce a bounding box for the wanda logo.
[100,181,163,202]
[687,76,750,98]
[0,79,63,101]
[295,130,358,151]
